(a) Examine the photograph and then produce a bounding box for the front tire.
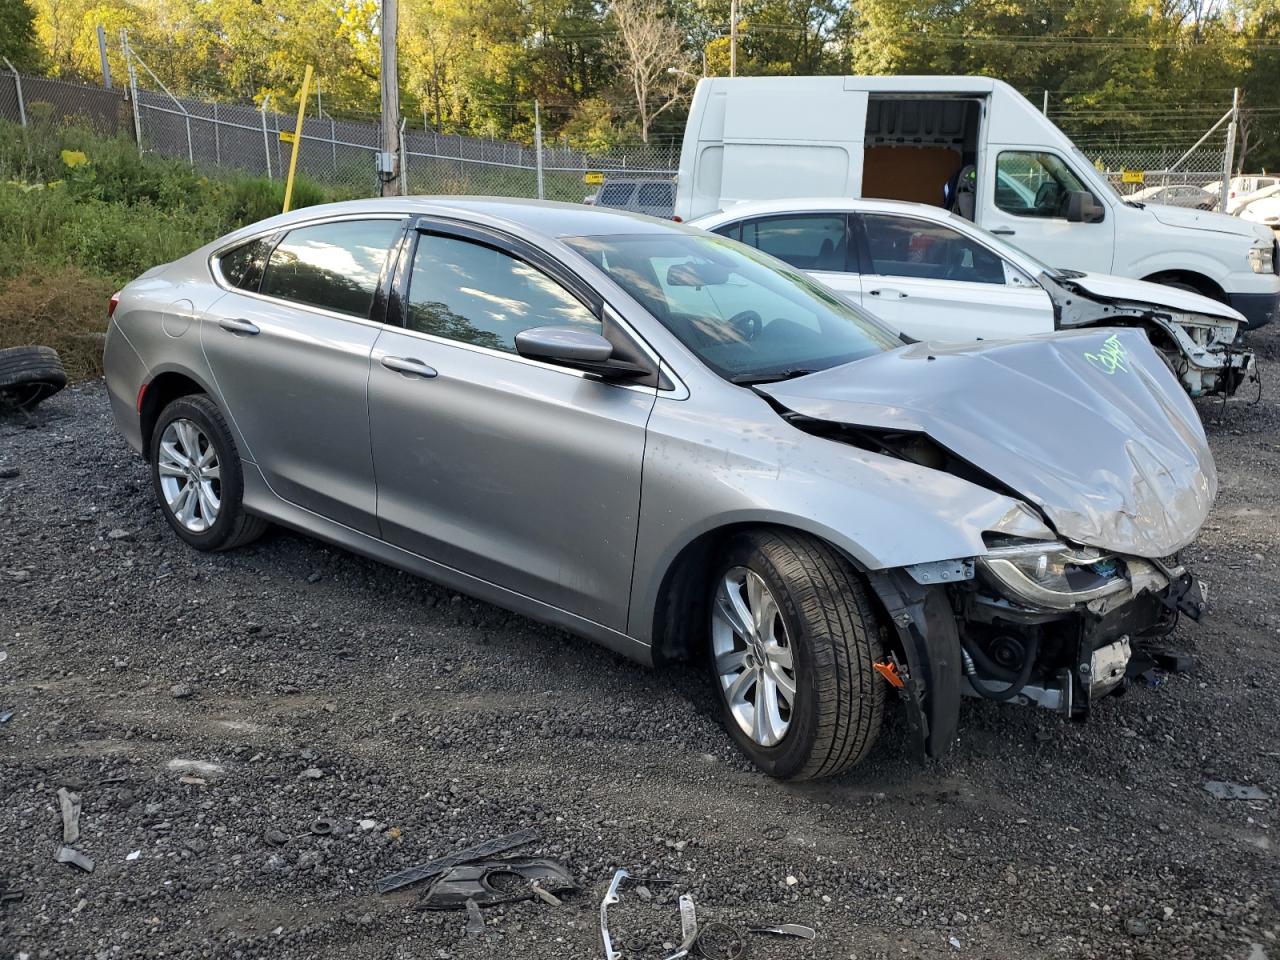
[150,394,266,552]
[708,530,886,780]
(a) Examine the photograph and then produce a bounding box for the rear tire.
[0,346,67,409]
[150,394,267,552]
[708,529,886,780]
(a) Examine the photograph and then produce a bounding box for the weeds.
[0,120,352,378]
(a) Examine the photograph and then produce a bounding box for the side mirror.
[1065,191,1105,224]
[514,325,650,380]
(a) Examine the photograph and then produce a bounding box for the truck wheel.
[708,529,886,780]
[150,394,267,552]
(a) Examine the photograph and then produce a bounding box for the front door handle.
[990,228,1016,236]
[381,356,438,379]
[868,288,908,299]
[219,317,260,335]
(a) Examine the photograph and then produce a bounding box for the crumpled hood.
[761,328,1217,558]
[1062,272,1245,324]
[1148,202,1274,243]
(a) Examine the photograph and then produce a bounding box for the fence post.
[1220,87,1239,213]
[96,25,113,88]
[260,94,273,179]
[1,58,24,127]
[213,102,220,165]
[398,117,408,195]
[330,117,337,173]
[129,44,194,165]
[120,30,141,153]
[534,99,544,200]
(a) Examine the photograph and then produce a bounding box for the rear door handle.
[868,289,908,299]
[380,356,438,379]
[990,228,1016,236]
[218,318,260,335]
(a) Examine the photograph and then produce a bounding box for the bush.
[0,120,353,379]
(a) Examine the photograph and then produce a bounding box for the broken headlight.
[1248,243,1275,275]
[979,540,1128,611]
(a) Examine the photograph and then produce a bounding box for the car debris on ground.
[1203,780,1271,801]
[54,846,93,873]
[376,828,540,894]
[55,788,81,844]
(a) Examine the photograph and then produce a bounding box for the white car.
[691,197,1255,398]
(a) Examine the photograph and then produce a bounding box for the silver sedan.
[104,198,1214,779]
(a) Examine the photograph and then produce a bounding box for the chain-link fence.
[2,55,1253,220]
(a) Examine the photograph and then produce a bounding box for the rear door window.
[260,219,402,318]
[598,183,636,206]
[736,215,849,271]
[637,182,674,207]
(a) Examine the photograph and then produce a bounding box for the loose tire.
[708,530,886,780]
[150,394,267,552]
[0,346,67,409]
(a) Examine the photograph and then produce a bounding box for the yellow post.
[282,64,313,213]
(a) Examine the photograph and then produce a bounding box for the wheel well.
[650,522,870,666]
[1141,270,1227,303]
[139,372,205,460]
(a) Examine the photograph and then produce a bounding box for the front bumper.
[1227,290,1279,330]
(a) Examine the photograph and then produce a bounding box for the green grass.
[0,120,352,378]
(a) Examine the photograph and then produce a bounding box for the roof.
[688,196,965,225]
[223,196,687,247]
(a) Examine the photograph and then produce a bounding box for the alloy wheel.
[711,566,797,747]
[157,418,221,533]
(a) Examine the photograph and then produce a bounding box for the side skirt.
[240,462,654,666]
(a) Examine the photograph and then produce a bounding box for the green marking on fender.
[1085,334,1128,375]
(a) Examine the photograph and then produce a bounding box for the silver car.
[104,198,1214,780]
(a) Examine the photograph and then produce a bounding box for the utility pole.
[379,0,401,197]
[730,0,738,77]
[1220,87,1239,213]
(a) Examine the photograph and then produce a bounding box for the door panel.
[859,275,1052,340]
[201,291,382,533]
[368,227,656,631]
[980,148,1116,273]
[368,333,654,630]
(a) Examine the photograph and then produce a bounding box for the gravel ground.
[2,328,1279,960]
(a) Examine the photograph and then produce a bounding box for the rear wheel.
[150,394,266,552]
[708,530,886,780]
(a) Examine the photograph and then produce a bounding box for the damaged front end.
[759,328,1218,758]
[864,532,1207,758]
[1043,272,1255,398]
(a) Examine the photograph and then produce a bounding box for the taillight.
[108,294,120,318]
[136,382,148,413]
[671,215,683,223]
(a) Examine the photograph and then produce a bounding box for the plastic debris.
[1204,780,1270,801]
[376,827,539,894]
[166,758,224,778]
[950,936,963,949]
[55,846,94,872]
[125,850,141,861]
[464,898,485,937]
[748,923,816,939]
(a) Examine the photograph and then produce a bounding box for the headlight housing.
[1248,242,1276,274]
[979,540,1128,611]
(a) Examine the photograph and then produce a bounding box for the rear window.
[260,219,402,318]
[636,182,674,207]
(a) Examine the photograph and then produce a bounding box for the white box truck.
[674,75,1280,329]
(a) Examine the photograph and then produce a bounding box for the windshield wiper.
[730,368,818,386]
[1125,200,1146,209]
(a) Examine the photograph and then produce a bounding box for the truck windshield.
[565,232,901,384]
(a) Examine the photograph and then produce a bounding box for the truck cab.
[674,75,1280,329]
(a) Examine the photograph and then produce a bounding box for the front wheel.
[708,530,886,780]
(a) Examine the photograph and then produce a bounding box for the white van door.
[708,81,868,211]
[856,212,1054,340]
[980,148,1116,273]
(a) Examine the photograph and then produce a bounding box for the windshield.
[564,232,900,383]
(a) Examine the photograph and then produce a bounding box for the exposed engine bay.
[1043,271,1255,398]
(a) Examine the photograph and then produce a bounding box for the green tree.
[0,0,43,71]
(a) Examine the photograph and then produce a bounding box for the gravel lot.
[2,327,1279,960]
